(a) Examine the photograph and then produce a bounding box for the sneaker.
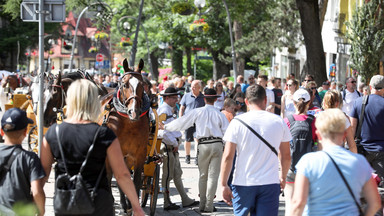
[194,157,198,165]
[185,155,190,164]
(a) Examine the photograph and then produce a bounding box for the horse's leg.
[118,186,129,214]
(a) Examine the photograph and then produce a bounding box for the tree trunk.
[296,0,327,85]
[212,49,230,79]
[150,52,159,81]
[185,46,192,76]
[171,47,183,76]
[233,20,244,76]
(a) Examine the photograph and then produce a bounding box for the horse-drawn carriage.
[36,59,163,215]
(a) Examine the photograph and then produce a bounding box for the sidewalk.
[41,142,285,216]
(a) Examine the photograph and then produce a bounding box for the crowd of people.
[1,70,384,216]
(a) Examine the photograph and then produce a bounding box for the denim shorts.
[231,184,280,216]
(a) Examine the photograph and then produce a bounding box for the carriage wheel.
[149,164,160,216]
[140,176,150,207]
[27,125,38,153]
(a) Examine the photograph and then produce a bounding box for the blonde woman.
[280,79,299,118]
[290,109,380,216]
[40,79,145,216]
[322,90,357,153]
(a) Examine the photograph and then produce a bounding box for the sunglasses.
[287,84,293,87]
[350,81,357,84]
[311,87,317,90]
[236,101,245,106]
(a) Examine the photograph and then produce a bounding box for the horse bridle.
[51,82,66,112]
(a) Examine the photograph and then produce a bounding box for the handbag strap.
[234,118,278,156]
[0,147,22,181]
[323,151,363,215]
[356,95,368,141]
[55,125,102,175]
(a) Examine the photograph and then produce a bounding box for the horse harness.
[102,71,150,124]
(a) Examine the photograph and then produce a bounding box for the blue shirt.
[350,94,384,152]
[296,145,372,216]
[241,83,249,93]
[180,92,205,114]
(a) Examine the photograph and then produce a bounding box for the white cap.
[293,88,311,102]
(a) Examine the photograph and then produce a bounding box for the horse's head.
[119,58,145,121]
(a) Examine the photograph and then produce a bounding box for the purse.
[324,151,364,215]
[53,125,104,215]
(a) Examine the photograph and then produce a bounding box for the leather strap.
[234,118,278,156]
[323,151,363,215]
[0,147,22,181]
[355,95,368,142]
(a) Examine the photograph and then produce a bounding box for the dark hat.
[160,87,180,96]
[1,108,33,132]
[203,88,220,98]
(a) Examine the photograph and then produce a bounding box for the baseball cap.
[1,108,34,132]
[293,88,311,102]
[369,75,384,89]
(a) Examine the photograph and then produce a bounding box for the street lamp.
[69,2,112,73]
[117,16,153,78]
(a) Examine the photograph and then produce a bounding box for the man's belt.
[198,136,222,144]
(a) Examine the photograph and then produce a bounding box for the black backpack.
[287,114,315,172]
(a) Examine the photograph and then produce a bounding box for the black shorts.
[185,125,196,142]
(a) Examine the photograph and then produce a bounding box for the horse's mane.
[61,72,84,81]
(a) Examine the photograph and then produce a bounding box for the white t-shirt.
[266,88,275,107]
[223,110,292,186]
[342,90,360,116]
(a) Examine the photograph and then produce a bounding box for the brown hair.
[257,75,268,82]
[322,90,341,109]
[223,98,236,108]
[246,84,266,105]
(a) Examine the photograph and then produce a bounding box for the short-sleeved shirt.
[342,89,361,116]
[272,88,283,115]
[0,144,45,209]
[45,122,116,190]
[296,145,372,216]
[349,94,384,152]
[180,92,205,114]
[223,110,292,186]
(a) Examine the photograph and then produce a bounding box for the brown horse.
[42,60,150,213]
[101,59,149,213]
[1,74,29,92]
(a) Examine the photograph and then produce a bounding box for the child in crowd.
[221,98,237,122]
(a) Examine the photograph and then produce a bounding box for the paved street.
[0,90,286,216]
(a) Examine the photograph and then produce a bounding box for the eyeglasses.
[236,101,245,106]
[350,81,357,84]
[311,87,317,90]
[287,84,293,87]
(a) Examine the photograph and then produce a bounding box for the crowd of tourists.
[1,70,384,216]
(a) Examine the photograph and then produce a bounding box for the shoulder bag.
[0,147,22,182]
[355,95,368,156]
[53,125,104,215]
[234,118,278,156]
[324,151,364,215]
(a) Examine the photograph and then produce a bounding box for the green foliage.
[171,2,197,15]
[346,0,384,82]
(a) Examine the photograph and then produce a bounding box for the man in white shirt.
[162,88,229,213]
[342,77,361,116]
[257,75,276,113]
[220,84,291,216]
[157,87,199,210]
